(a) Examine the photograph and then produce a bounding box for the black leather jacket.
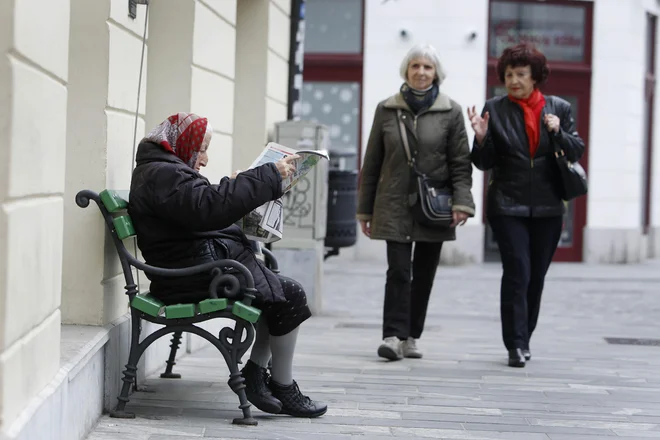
[471,94,585,217]
[128,142,285,305]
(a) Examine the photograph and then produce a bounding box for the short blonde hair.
[399,44,446,86]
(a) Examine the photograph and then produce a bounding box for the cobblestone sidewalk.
[88,257,660,439]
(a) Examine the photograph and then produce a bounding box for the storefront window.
[304,0,363,54]
[301,81,361,171]
[489,1,586,63]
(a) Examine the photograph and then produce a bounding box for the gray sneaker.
[377,336,403,361]
[402,337,423,359]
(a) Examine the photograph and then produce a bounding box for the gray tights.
[249,319,298,385]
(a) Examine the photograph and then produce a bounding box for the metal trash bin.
[324,169,358,252]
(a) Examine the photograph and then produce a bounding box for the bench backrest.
[77,188,271,301]
[83,189,140,297]
[99,190,136,240]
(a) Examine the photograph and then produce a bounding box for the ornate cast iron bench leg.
[161,331,183,379]
[218,320,257,425]
[110,309,142,419]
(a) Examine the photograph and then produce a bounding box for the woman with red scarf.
[468,44,585,367]
[128,113,327,417]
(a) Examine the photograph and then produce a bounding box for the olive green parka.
[357,92,475,243]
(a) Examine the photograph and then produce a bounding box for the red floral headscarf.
[144,112,208,168]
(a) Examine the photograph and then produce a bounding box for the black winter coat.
[471,94,585,218]
[128,142,285,305]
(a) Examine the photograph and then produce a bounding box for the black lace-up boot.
[268,379,327,418]
[240,360,282,414]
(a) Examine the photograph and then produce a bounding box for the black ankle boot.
[240,360,282,414]
[508,348,526,368]
[269,379,328,418]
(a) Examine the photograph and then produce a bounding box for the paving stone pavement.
[88,256,660,440]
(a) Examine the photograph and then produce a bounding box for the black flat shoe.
[269,379,327,418]
[241,360,282,414]
[508,349,526,368]
[522,349,531,361]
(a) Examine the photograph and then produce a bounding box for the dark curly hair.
[496,43,550,85]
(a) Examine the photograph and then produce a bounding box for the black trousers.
[255,276,312,337]
[383,241,443,340]
[488,215,563,351]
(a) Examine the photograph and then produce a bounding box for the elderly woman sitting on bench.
[128,112,326,418]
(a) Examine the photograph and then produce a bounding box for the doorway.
[484,0,593,262]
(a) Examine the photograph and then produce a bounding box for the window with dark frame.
[301,0,365,172]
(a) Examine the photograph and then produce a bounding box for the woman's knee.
[278,276,307,300]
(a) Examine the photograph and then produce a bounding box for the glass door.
[484,0,592,262]
[483,75,590,262]
[483,87,584,261]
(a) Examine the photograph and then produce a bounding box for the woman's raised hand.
[275,154,300,179]
[467,106,490,146]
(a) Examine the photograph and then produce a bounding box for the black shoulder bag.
[544,97,587,201]
[396,109,453,228]
[548,130,587,201]
[553,143,588,201]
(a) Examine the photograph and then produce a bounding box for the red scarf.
[144,112,208,167]
[508,88,546,158]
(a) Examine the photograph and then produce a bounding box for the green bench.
[76,189,279,426]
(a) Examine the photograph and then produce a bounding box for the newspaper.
[241,142,329,243]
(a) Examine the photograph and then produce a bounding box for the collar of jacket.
[136,141,185,166]
[383,91,452,112]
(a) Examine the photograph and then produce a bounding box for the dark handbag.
[396,109,453,228]
[550,135,588,201]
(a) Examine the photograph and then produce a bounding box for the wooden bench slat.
[165,304,196,319]
[113,215,136,240]
[132,293,165,317]
[232,301,261,324]
[131,295,233,319]
[100,189,128,213]
[198,298,229,314]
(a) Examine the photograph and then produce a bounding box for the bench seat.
[131,293,261,323]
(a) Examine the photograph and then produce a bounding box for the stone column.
[146,0,238,182]
[0,0,70,432]
[62,0,148,326]
[233,0,291,170]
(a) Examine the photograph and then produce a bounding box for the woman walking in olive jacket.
[357,44,475,361]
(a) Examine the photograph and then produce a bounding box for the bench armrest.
[76,189,257,301]
[122,246,255,301]
[260,247,279,273]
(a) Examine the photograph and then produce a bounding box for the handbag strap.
[396,109,454,191]
[397,109,413,164]
[542,98,566,158]
[397,109,422,176]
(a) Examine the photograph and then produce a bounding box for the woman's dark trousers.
[383,241,443,340]
[488,215,563,351]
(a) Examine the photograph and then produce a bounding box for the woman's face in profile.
[406,56,436,90]
[194,128,212,171]
[504,65,536,99]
